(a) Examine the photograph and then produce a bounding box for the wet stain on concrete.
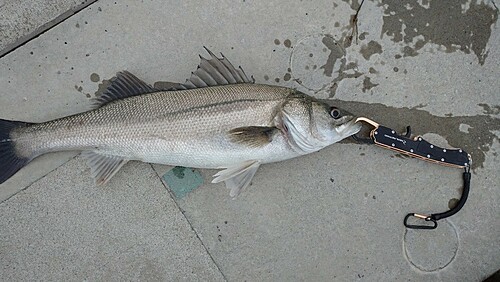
[379,0,498,65]
[358,32,368,41]
[74,84,91,98]
[283,39,292,48]
[342,0,360,11]
[291,34,351,92]
[283,73,291,81]
[402,46,419,57]
[320,35,345,77]
[95,79,111,97]
[90,73,100,82]
[448,198,459,209]
[478,103,500,115]
[328,59,363,97]
[326,100,499,169]
[362,76,378,92]
[360,41,382,60]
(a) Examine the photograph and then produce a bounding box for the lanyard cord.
[403,168,471,229]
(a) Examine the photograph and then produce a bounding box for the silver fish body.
[1,49,361,196]
[14,84,301,167]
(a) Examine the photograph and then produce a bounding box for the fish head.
[281,93,361,152]
[310,98,361,144]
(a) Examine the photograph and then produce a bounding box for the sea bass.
[0,48,361,197]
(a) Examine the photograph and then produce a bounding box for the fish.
[0,47,361,197]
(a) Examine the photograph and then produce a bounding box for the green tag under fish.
[163,166,204,199]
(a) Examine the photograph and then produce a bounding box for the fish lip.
[342,119,362,136]
[332,118,362,140]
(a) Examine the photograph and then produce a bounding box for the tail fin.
[0,119,30,184]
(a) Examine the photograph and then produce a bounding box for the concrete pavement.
[1,0,499,280]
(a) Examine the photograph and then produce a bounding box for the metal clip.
[352,117,379,144]
[403,213,437,229]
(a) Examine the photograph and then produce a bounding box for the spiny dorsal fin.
[175,47,255,90]
[92,71,158,108]
[228,126,278,148]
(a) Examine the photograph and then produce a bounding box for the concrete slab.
[153,139,499,281]
[0,0,499,280]
[0,157,224,281]
[0,0,96,56]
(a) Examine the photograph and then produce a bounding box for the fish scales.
[12,84,293,168]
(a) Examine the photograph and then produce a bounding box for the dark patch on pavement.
[448,198,459,209]
[379,0,498,65]
[283,73,291,81]
[90,73,100,82]
[163,166,204,199]
[342,0,360,11]
[360,41,382,60]
[325,100,499,169]
[283,39,292,48]
[328,59,363,97]
[95,79,111,97]
[362,76,378,92]
[478,103,500,115]
[320,35,345,77]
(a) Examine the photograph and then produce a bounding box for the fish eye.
[329,107,341,119]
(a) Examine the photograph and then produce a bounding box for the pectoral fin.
[81,151,129,185]
[212,160,261,197]
[228,126,278,148]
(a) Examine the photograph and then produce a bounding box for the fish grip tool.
[353,117,472,230]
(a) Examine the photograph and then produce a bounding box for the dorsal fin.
[174,47,255,90]
[92,71,158,108]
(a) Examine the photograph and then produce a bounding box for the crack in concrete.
[0,0,99,58]
[150,165,228,282]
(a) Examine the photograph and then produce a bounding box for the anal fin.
[81,151,129,185]
[212,160,261,197]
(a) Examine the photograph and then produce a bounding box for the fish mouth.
[343,119,363,137]
[338,119,362,137]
